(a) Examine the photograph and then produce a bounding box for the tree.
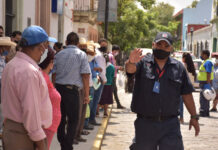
[191,0,199,8]
[101,0,156,51]
[145,2,179,48]
[100,0,179,51]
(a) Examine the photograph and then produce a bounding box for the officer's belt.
[137,114,177,122]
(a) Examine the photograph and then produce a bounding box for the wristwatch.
[191,115,199,120]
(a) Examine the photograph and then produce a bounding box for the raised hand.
[129,48,145,64]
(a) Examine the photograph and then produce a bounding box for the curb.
[91,105,113,150]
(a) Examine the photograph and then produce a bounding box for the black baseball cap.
[154,32,173,45]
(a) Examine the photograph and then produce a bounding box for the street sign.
[97,0,118,22]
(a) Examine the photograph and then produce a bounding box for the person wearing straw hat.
[0,37,16,137]
[1,25,54,150]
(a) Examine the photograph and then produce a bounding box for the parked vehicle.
[140,48,152,56]
[193,59,202,88]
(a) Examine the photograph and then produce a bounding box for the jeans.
[84,87,95,127]
[179,97,184,119]
[56,84,80,150]
[199,83,210,115]
[130,117,184,150]
[89,84,104,122]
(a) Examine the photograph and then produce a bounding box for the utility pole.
[190,27,194,52]
[104,0,109,39]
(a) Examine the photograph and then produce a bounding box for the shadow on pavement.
[108,122,120,125]
[104,132,117,136]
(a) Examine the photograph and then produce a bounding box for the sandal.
[81,130,90,135]
[96,111,99,117]
[103,113,108,118]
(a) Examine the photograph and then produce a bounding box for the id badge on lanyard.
[153,68,165,94]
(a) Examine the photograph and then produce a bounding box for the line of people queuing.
[0,25,124,150]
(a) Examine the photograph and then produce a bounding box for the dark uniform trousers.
[199,83,210,116]
[56,84,80,150]
[130,117,184,150]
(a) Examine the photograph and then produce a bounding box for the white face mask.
[114,52,119,56]
[39,44,48,64]
[87,55,95,62]
[216,59,218,64]
[39,49,48,63]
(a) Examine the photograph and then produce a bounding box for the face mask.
[114,52,119,56]
[99,46,107,53]
[152,48,170,60]
[39,49,48,63]
[2,50,9,56]
[49,68,54,75]
[81,48,87,53]
[87,55,95,62]
[39,44,48,63]
[200,56,204,60]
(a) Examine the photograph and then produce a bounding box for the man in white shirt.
[89,39,107,125]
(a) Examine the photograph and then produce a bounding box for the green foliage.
[101,0,179,52]
[191,0,199,8]
[138,0,156,9]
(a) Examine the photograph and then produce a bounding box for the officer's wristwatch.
[191,115,199,120]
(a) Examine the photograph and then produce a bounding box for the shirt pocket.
[168,71,182,90]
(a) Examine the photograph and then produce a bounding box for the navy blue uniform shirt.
[127,55,195,117]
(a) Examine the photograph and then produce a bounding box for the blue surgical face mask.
[200,56,204,60]
[49,69,54,75]
[2,50,9,56]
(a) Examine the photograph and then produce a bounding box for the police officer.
[126,32,200,150]
[197,50,214,117]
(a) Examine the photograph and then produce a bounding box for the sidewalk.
[101,90,218,150]
[50,115,104,150]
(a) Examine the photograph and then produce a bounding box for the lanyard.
[156,68,165,80]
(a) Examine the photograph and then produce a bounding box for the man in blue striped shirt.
[52,32,90,150]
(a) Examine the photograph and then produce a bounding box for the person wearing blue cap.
[1,25,53,150]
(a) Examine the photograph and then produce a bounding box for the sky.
[156,0,195,14]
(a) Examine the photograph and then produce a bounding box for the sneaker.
[77,137,87,142]
[73,139,79,145]
[210,108,217,112]
[89,120,101,126]
[84,124,94,130]
[117,105,125,109]
[179,118,184,124]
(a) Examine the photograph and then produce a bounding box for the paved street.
[101,89,218,150]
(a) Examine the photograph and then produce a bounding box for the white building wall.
[72,22,90,40]
[0,0,3,26]
[187,25,212,56]
[50,13,59,39]
[61,0,74,43]
[73,0,90,10]
[22,0,35,30]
